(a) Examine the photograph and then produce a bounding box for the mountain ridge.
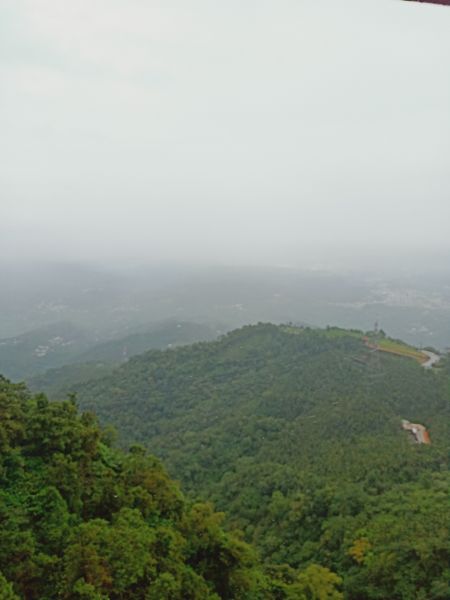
[11,323,450,598]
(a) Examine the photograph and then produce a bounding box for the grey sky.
[1,0,450,265]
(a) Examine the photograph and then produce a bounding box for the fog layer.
[1,0,450,264]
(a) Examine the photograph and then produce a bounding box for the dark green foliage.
[26,321,219,398]
[73,321,219,365]
[0,572,19,600]
[2,376,331,599]
[27,363,115,402]
[65,324,450,598]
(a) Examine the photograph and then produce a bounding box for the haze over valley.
[1,0,450,598]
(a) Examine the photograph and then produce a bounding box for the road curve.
[422,351,441,369]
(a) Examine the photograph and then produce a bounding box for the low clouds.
[1,0,450,264]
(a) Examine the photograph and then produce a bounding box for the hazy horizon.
[2,0,450,268]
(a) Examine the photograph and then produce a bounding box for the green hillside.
[27,321,220,399]
[1,320,219,384]
[28,361,116,399]
[0,376,348,599]
[73,320,220,364]
[57,324,450,599]
[0,322,93,381]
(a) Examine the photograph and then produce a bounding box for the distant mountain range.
[2,263,450,352]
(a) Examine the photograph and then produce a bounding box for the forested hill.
[53,323,450,599]
[1,320,219,382]
[0,376,345,599]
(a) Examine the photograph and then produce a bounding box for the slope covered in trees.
[26,321,219,399]
[1,320,219,382]
[0,376,346,599]
[56,324,450,599]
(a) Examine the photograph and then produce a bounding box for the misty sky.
[1,0,450,266]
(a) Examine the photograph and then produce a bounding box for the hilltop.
[41,323,450,599]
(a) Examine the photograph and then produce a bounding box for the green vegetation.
[281,325,363,338]
[53,323,449,599]
[0,375,347,599]
[1,320,219,382]
[322,326,364,340]
[283,325,427,363]
[374,337,427,363]
[28,362,115,399]
[27,321,219,399]
[73,321,219,365]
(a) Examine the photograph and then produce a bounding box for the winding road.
[422,351,441,369]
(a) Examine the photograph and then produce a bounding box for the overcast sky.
[1,0,450,266]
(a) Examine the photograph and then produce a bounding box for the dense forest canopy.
[43,324,450,599]
[0,376,345,599]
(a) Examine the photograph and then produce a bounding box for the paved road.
[422,351,441,369]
